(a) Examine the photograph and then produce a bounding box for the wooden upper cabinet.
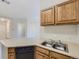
[41,7,55,26]
[41,11,46,26]
[41,0,79,25]
[55,0,79,24]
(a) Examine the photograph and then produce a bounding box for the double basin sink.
[41,40,68,52]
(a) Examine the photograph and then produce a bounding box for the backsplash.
[40,25,79,44]
[77,25,79,44]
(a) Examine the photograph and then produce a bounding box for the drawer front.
[35,47,49,55]
[8,48,15,53]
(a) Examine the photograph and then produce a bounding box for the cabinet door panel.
[58,1,76,21]
[8,48,15,59]
[8,53,15,59]
[50,57,56,59]
[50,52,76,59]
[35,51,49,59]
[45,8,54,24]
[35,47,49,55]
[41,7,55,26]
[41,11,46,25]
[55,0,78,24]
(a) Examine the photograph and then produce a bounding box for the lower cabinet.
[8,53,15,59]
[8,46,77,59]
[35,47,50,59]
[35,51,49,59]
[50,51,75,59]
[8,48,15,59]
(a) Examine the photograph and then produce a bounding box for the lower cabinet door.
[35,51,49,59]
[50,52,76,59]
[50,56,57,59]
[8,53,15,59]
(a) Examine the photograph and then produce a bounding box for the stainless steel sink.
[41,40,68,52]
[52,43,68,52]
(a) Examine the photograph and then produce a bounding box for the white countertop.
[0,39,79,59]
[0,39,40,47]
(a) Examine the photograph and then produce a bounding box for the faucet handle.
[59,40,62,43]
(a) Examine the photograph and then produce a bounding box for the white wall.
[40,0,68,10]
[26,0,40,39]
[0,44,2,59]
[77,25,79,44]
[0,44,7,59]
[0,18,10,39]
[27,17,40,39]
[40,0,78,43]
[0,1,40,59]
[0,21,7,39]
[0,0,40,39]
[1,44,8,59]
[9,18,27,39]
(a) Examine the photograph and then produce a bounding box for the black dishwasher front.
[16,46,34,59]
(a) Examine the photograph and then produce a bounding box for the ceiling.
[0,0,40,20]
[0,0,69,20]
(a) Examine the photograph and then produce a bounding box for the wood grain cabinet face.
[50,51,76,59]
[41,7,55,26]
[8,48,15,59]
[35,51,49,59]
[35,47,50,59]
[35,47,76,59]
[8,53,15,59]
[41,11,46,25]
[55,0,79,24]
[35,47,49,55]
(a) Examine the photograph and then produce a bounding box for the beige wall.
[40,25,78,43]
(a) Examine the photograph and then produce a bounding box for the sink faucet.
[58,40,62,44]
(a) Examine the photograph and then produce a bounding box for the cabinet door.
[8,48,15,59]
[35,51,49,59]
[45,8,54,25]
[41,12,46,25]
[50,56,57,59]
[55,0,78,24]
[8,53,15,59]
[50,52,76,59]
[41,7,55,26]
